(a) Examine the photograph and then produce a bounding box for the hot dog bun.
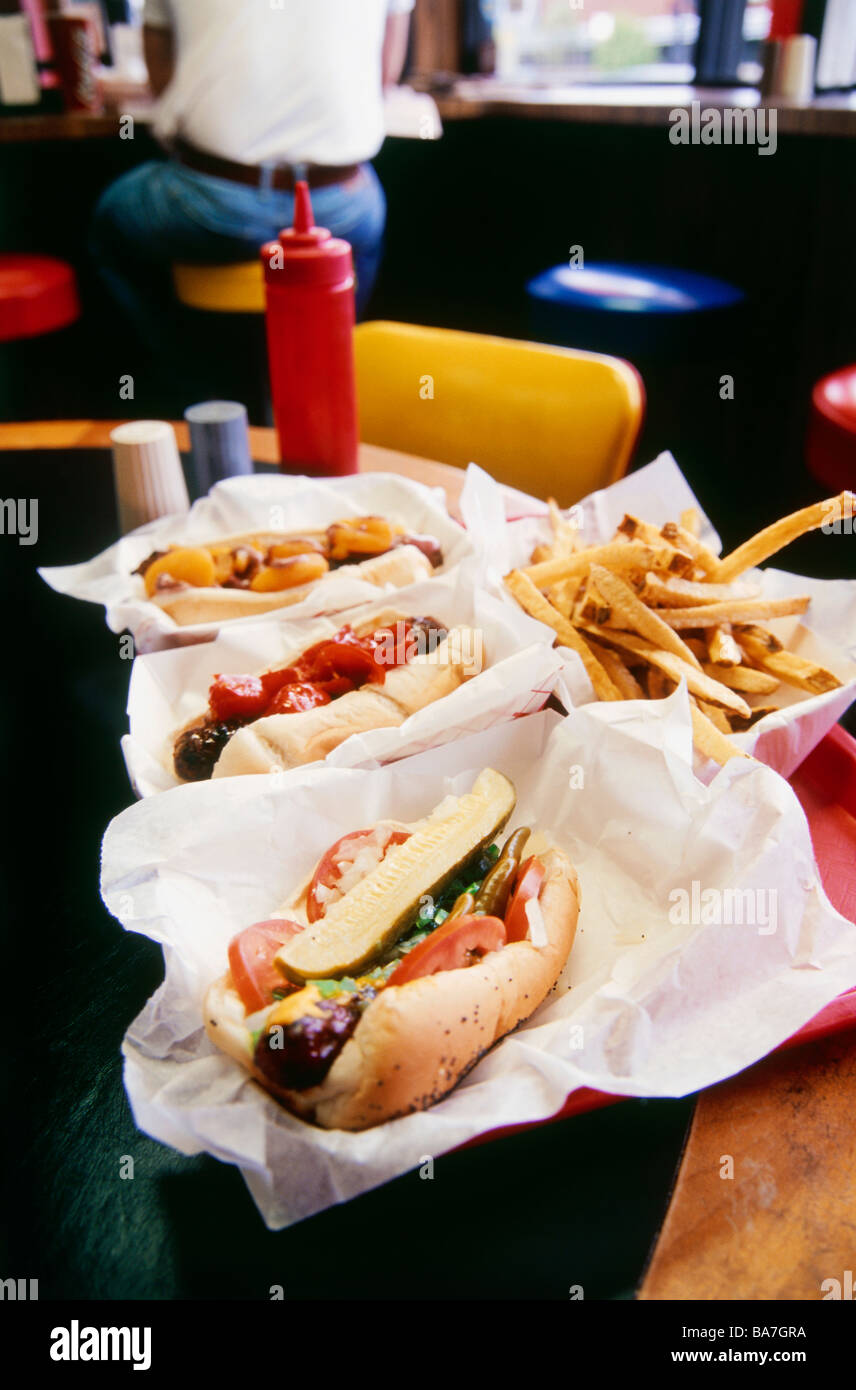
[150,544,433,627]
[203,846,580,1130]
[209,625,478,778]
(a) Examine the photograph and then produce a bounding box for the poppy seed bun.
[204,846,580,1130]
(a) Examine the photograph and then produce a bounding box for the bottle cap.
[184,400,253,493]
[110,420,190,535]
[261,179,353,289]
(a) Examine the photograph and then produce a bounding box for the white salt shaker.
[110,420,191,535]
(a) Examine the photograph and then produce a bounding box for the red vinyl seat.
[0,254,80,343]
[806,365,856,493]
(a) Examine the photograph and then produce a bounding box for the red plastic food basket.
[463,723,856,1149]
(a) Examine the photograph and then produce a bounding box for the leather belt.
[171,136,359,191]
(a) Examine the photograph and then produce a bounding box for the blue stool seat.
[528,262,744,316]
[527,262,745,358]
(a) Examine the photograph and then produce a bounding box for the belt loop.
[259,159,277,194]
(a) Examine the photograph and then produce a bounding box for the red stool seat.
[807,365,856,493]
[0,254,80,343]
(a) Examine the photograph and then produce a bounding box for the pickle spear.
[276,768,516,982]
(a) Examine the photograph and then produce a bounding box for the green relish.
[294,841,502,1004]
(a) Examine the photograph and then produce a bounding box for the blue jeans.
[89,159,386,357]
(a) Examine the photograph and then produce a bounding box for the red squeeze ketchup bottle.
[261,181,358,476]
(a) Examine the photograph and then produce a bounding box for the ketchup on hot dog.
[174,617,447,781]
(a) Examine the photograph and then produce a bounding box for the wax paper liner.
[101,699,856,1229]
[121,567,567,796]
[39,471,472,652]
[459,453,856,779]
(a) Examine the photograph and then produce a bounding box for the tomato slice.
[504,857,546,943]
[306,827,411,923]
[312,675,356,700]
[260,666,302,702]
[369,623,412,668]
[227,919,304,1013]
[386,914,506,988]
[208,622,398,726]
[302,633,379,685]
[209,674,267,722]
[326,639,379,681]
[265,682,332,716]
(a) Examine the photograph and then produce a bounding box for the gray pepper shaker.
[185,400,253,494]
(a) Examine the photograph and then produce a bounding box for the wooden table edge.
[0,420,469,515]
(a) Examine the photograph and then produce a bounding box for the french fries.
[588,640,646,700]
[504,490,847,765]
[694,697,732,735]
[504,570,622,701]
[715,492,855,582]
[548,497,578,554]
[729,704,781,733]
[707,625,742,668]
[736,624,783,652]
[680,507,701,537]
[617,514,665,546]
[736,634,842,694]
[525,539,694,587]
[639,573,760,607]
[655,595,811,629]
[690,704,750,766]
[576,625,752,716]
[660,521,719,577]
[587,564,703,670]
[701,663,780,695]
[547,575,582,617]
[646,668,675,702]
[532,499,577,564]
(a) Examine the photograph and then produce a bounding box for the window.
[421,2,846,94]
[482,0,702,85]
[738,1,772,84]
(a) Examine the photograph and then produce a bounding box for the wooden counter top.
[3,83,855,142]
[0,419,469,518]
[436,80,856,139]
[639,1028,856,1300]
[0,105,152,142]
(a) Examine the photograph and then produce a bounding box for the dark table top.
[2,444,852,1302]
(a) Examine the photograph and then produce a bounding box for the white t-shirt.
[143,0,414,166]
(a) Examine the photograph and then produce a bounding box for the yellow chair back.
[354,320,644,504]
[172,261,265,314]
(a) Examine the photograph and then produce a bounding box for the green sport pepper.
[446,890,476,922]
[471,827,531,919]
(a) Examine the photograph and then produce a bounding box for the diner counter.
[0,419,472,518]
[2,81,856,142]
[0,110,128,141]
[437,80,856,139]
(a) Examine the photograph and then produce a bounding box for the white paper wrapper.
[460,454,856,779]
[121,569,567,797]
[39,472,471,652]
[101,702,856,1229]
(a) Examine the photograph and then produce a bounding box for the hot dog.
[171,612,479,780]
[134,516,443,627]
[204,769,581,1130]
